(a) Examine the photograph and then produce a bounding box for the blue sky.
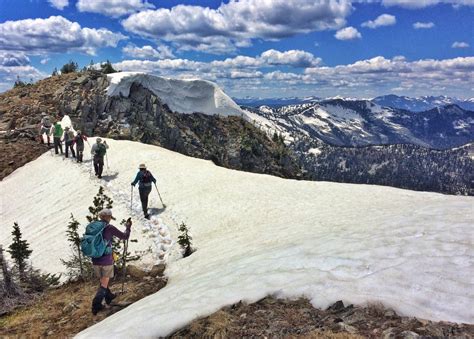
[0,0,473,98]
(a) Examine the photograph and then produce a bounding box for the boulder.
[149,263,166,277]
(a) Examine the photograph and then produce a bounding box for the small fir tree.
[7,222,32,282]
[100,60,117,74]
[60,60,78,74]
[51,67,58,76]
[87,186,113,222]
[0,245,22,297]
[177,222,194,258]
[61,213,92,280]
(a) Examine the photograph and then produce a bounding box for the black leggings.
[139,186,152,214]
[93,155,104,177]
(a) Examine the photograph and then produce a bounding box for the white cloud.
[335,27,362,40]
[0,16,127,55]
[0,64,47,92]
[111,54,474,98]
[0,52,30,67]
[76,0,154,17]
[381,0,474,8]
[413,22,435,29]
[40,58,51,65]
[48,0,69,10]
[361,14,396,28]
[122,0,352,53]
[122,44,175,59]
[260,49,321,68]
[452,41,470,48]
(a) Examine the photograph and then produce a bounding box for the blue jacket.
[132,170,156,189]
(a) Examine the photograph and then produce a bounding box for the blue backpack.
[80,221,112,258]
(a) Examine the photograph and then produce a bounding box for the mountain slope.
[0,71,302,180]
[247,99,474,149]
[372,94,474,112]
[1,139,472,338]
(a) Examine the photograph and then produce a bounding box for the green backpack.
[95,143,107,157]
[80,221,112,258]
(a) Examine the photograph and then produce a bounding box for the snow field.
[1,138,473,338]
[106,72,247,118]
[0,137,174,277]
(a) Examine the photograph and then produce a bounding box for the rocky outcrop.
[0,71,303,179]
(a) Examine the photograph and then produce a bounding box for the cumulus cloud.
[452,41,470,48]
[40,58,50,65]
[362,14,396,28]
[335,27,362,40]
[122,44,175,59]
[48,0,69,10]
[381,0,474,8]
[76,0,154,17]
[122,0,352,52]
[0,52,30,67]
[413,22,435,29]
[260,50,321,68]
[0,16,127,55]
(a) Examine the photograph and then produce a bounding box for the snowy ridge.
[1,140,473,338]
[107,72,247,118]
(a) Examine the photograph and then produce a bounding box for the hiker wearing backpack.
[73,130,87,163]
[82,208,132,315]
[63,126,76,158]
[90,138,108,178]
[49,121,63,155]
[131,164,157,219]
[38,112,52,146]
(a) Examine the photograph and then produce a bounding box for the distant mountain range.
[236,94,474,111]
[245,99,474,150]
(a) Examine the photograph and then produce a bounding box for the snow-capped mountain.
[246,99,474,149]
[372,94,474,112]
[234,96,320,108]
[1,139,473,338]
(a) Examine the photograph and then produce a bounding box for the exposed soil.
[0,137,48,180]
[0,275,167,337]
[171,297,474,338]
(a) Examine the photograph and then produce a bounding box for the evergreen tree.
[100,60,117,74]
[177,222,194,258]
[51,67,58,76]
[60,60,78,74]
[7,222,32,282]
[87,186,113,222]
[0,245,22,297]
[13,75,26,88]
[61,214,91,280]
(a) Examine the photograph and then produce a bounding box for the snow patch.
[107,72,247,118]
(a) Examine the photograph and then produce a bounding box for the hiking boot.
[91,287,107,315]
[105,288,116,305]
[144,213,150,219]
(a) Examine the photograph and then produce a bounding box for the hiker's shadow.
[101,172,119,181]
[149,207,166,215]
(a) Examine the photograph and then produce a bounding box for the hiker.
[50,121,63,155]
[91,208,132,315]
[131,164,157,219]
[63,126,76,159]
[38,112,52,146]
[73,130,88,163]
[90,138,108,178]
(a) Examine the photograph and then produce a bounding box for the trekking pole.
[121,239,128,294]
[154,183,165,207]
[105,153,110,175]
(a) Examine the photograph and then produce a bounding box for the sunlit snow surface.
[106,72,247,118]
[1,139,473,338]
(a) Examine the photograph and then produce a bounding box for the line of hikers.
[41,113,162,314]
